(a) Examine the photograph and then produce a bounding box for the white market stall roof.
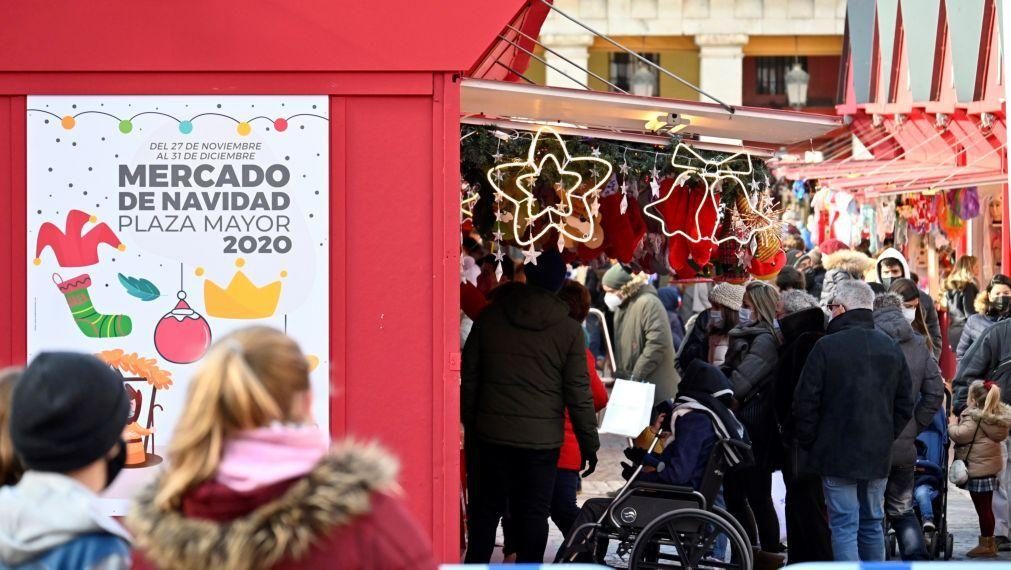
[461,78,842,151]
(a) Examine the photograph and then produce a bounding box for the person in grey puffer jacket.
[873,293,944,560]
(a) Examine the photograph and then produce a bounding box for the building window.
[755,56,808,95]
[610,52,660,95]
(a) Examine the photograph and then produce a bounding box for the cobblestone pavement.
[483,433,1006,565]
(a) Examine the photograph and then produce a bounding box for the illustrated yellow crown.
[201,259,285,319]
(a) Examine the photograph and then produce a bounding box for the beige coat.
[951,405,1011,478]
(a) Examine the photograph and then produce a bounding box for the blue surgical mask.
[738,308,752,323]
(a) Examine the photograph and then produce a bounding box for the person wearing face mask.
[871,293,944,561]
[721,281,786,565]
[953,275,1011,551]
[888,279,938,360]
[957,274,1011,363]
[0,352,133,569]
[602,264,680,406]
[794,280,914,562]
[677,283,745,372]
[876,248,942,358]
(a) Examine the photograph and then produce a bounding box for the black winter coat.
[873,306,945,467]
[775,308,826,479]
[461,284,600,455]
[954,318,1011,414]
[945,283,979,352]
[793,309,914,480]
[722,323,781,468]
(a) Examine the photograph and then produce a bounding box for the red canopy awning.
[467,0,552,82]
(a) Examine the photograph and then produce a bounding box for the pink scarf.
[216,424,329,493]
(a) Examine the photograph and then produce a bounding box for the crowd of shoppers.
[4,230,1011,568]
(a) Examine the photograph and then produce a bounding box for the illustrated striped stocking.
[55,274,133,338]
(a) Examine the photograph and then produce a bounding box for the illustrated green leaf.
[118,273,161,301]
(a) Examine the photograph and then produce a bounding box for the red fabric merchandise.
[657,179,719,278]
[580,192,646,263]
[818,238,848,255]
[557,349,610,470]
[460,282,490,321]
[132,478,436,570]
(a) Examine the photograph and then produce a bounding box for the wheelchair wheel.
[712,507,753,570]
[628,508,751,570]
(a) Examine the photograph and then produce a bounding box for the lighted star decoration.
[642,143,778,246]
[748,178,761,193]
[486,127,612,247]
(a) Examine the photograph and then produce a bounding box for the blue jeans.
[823,476,888,561]
[914,484,936,521]
[886,464,928,561]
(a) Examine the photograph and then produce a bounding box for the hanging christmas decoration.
[486,127,612,247]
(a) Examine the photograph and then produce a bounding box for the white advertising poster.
[26,95,330,512]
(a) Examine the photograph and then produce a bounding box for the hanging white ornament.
[492,169,505,182]
[493,246,506,262]
[495,261,504,281]
[492,229,504,242]
[557,233,566,252]
[748,178,761,192]
[619,162,630,175]
[591,147,602,158]
[522,244,542,265]
[649,177,661,198]
[620,192,629,215]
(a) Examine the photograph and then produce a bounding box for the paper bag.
[600,379,656,438]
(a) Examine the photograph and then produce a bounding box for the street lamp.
[785,61,810,109]
[630,63,657,97]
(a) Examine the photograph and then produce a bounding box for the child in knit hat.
[0,352,131,569]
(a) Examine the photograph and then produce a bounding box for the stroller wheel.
[944,533,954,561]
[886,533,898,560]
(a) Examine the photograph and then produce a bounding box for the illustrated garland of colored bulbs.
[486,127,612,247]
[643,143,780,256]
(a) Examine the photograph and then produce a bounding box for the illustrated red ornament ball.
[273,118,288,132]
[154,292,212,364]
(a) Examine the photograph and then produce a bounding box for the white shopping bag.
[599,379,656,438]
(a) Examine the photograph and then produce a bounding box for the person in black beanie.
[0,352,132,569]
[463,248,599,563]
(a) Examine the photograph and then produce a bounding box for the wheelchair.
[556,438,754,569]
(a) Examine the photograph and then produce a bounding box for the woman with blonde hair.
[722,280,785,566]
[950,380,1011,558]
[0,368,23,487]
[129,327,435,570]
[945,255,981,352]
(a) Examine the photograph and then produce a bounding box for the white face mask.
[902,307,917,323]
[604,292,623,312]
[738,308,752,323]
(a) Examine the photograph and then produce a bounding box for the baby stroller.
[915,402,954,560]
[555,428,754,569]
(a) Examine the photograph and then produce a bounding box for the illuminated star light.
[649,177,661,198]
[493,247,506,262]
[493,230,504,242]
[619,162,630,176]
[650,166,660,180]
[591,147,602,158]
[748,178,761,192]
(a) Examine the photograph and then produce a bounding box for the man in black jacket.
[794,280,914,562]
[462,249,599,563]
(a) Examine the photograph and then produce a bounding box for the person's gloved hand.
[581,452,598,478]
[621,461,636,481]
[624,446,646,464]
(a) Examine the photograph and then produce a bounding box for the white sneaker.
[923,521,936,533]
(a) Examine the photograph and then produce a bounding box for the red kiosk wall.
[0,71,462,560]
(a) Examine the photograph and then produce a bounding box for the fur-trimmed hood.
[128,442,399,570]
[823,249,875,277]
[966,405,1011,429]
